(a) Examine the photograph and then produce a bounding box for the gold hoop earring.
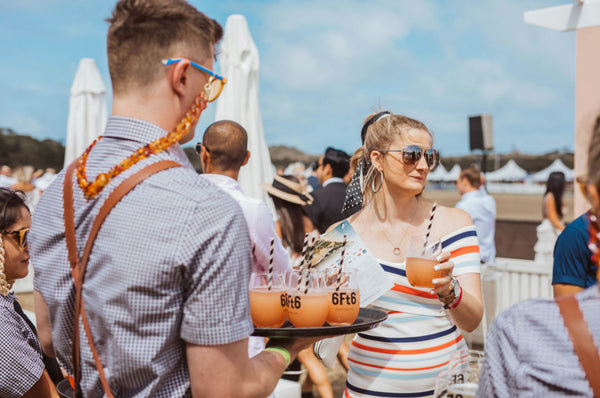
[371,169,383,194]
[0,238,10,297]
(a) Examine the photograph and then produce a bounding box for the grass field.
[424,189,575,222]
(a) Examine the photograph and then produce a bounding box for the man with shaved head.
[197,120,292,375]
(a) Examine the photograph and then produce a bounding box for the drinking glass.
[443,349,484,398]
[249,271,287,328]
[405,237,443,288]
[324,268,360,326]
[286,269,328,328]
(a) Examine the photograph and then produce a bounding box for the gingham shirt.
[30,116,254,397]
[477,285,600,397]
[0,293,45,398]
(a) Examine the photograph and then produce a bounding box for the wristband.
[265,347,291,367]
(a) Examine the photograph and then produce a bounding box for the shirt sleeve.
[177,191,254,346]
[252,202,292,274]
[552,221,591,288]
[442,226,481,276]
[0,311,44,398]
[477,308,519,398]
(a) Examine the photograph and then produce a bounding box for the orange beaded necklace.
[76,95,207,199]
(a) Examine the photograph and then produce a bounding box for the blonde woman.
[341,111,484,397]
[0,188,60,397]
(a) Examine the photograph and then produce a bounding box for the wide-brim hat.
[261,175,314,206]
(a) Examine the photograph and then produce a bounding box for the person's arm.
[432,208,484,332]
[33,289,55,357]
[553,284,584,297]
[187,337,319,398]
[22,370,59,398]
[433,253,483,333]
[545,194,565,231]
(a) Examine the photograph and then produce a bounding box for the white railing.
[464,257,553,348]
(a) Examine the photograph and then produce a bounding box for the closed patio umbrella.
[64,58,108,167]
[214,15,275,214]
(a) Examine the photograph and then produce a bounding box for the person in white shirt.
[0,166,17,189]
[197,120,292,360]
[455,166,496,264]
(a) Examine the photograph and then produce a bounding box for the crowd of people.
[0,1,599,398]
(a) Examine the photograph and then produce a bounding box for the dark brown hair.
[268,176,307,255]
[106,0,223,94]
[459,166,482,189]
[0,188,29,231]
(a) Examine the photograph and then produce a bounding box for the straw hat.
[261,175,314,206]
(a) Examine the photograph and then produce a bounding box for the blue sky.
[0,0,575,157]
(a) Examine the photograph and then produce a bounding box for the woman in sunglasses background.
[0,188,62,398]
[339,111,483,398]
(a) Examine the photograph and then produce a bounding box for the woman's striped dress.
[345,226,481,398]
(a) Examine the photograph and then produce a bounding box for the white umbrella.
[64,58,108,167]
[214,15,275,213]
[530,159,575,182]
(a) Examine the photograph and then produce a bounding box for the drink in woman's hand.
[287,292,329,328]
[405,237,443,289]
[405,257,442,288]
[249,287,287,328]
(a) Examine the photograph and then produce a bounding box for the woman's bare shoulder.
[434,204,473,235]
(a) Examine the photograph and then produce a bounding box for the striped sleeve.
[441,225,481,276]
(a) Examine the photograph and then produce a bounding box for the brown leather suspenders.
[63,160,181,397]
[556,293,600,397]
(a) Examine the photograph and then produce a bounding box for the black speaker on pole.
[469,114,494,151]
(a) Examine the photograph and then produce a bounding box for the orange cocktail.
[287,291,329,328]
[249,287,287,328]
[405,257,442,289]
[327,289,360,325]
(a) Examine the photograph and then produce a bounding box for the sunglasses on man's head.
[378,145,439,170]
[2,228,29,249]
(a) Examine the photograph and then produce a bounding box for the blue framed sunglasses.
[161,58,227,102]
[378,145,439,170]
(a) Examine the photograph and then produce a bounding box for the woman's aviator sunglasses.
[2,228,29,249]
[161,58,227,102]
[378,146,440,170]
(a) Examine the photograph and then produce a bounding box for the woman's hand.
[431,251,454,298]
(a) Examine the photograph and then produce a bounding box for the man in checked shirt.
[29,1,318,396]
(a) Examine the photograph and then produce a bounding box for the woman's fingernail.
[436,254,443,261]
[432,279,441,284]
[434,265,440,271]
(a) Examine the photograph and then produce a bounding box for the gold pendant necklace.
[380,199,419,256]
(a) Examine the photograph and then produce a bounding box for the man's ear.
[200,147,210,172]
[241,151,251,166]
[169,60,191,98]
[324,163,333,178]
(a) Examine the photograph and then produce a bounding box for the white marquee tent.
[530,159,575,182]
[443,164,462,182]
[485,159,528,182]
[427,163,448,181]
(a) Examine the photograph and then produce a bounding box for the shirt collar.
[202,174,243,193]
[323,177,344,187]
[102,116,194,169]
[462,190,481,200]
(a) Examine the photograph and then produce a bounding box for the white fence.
[465,257,553,347]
